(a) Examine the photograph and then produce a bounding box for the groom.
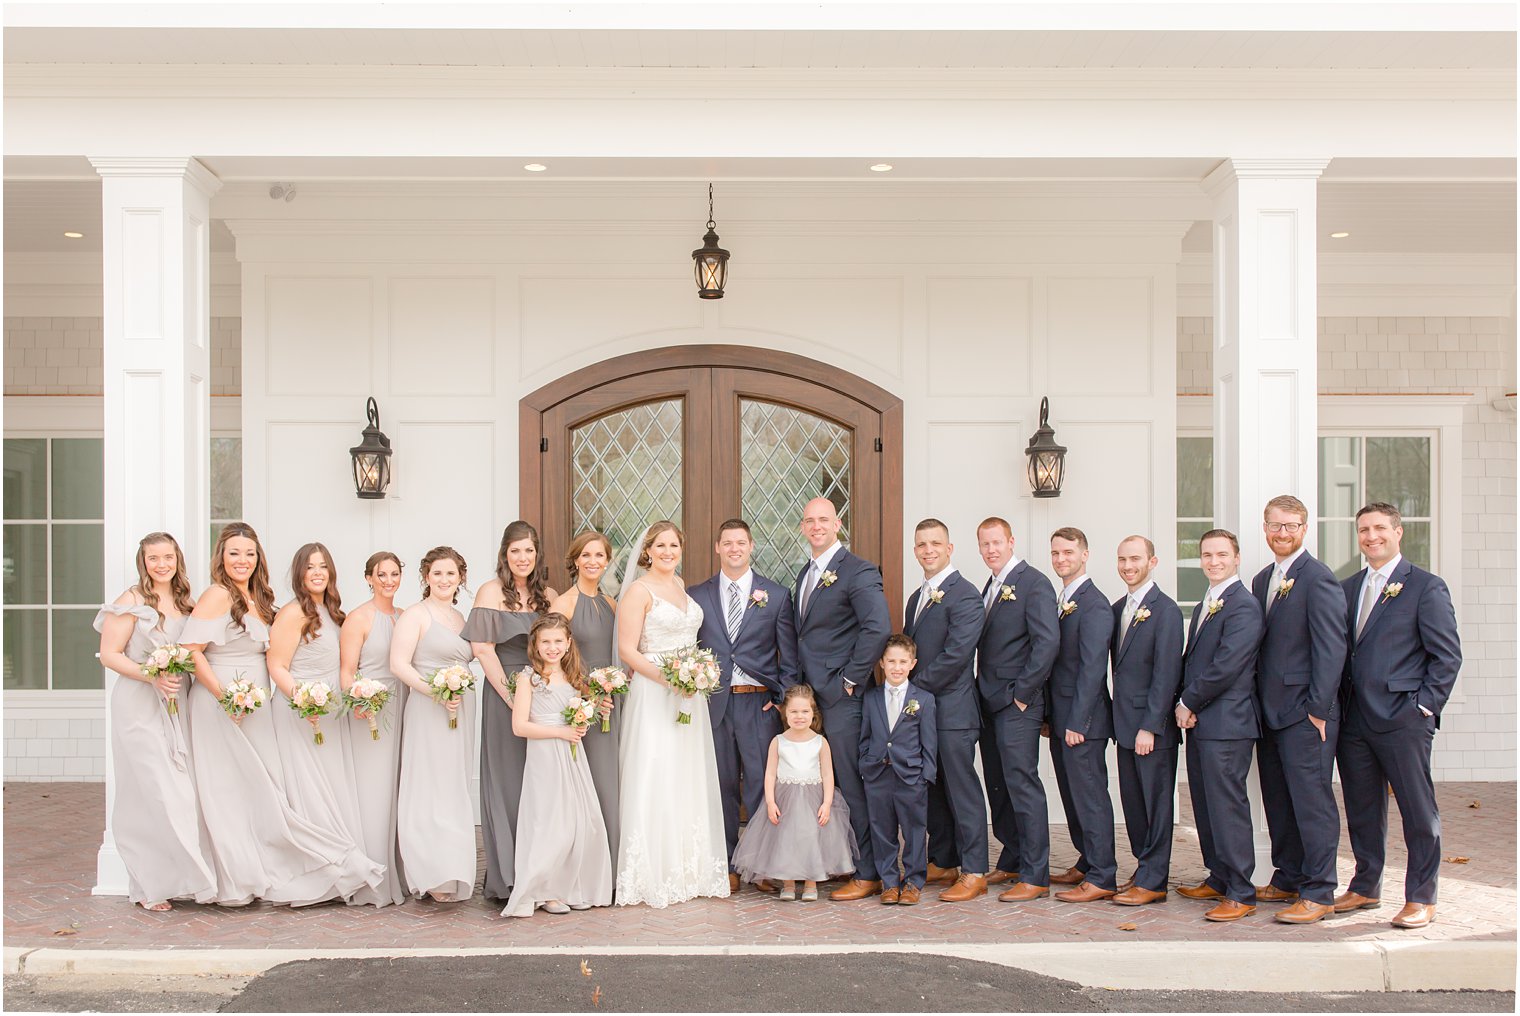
[691,518,799,894]
[793,496,892,901]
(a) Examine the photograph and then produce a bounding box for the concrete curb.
[6,941,1515,992]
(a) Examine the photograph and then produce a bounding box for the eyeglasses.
[1265,522,1306,534]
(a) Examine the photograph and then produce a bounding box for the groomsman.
[1174,529,1264,922]
[1250,495,1347,924]
[792,496,892,901]
[975,517,1059,903]
[902,519,989,902]
[1046,527,1119,902]
[691,518,799,894]
[1108,535,1184,907]
[1335,502,1461,930]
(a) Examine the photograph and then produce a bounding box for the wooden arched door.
[520,345,903,608]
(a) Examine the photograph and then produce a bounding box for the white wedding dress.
[615,588,731,907]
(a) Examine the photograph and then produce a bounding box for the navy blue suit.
[1337,557,1462,904]
[794,547,892,879]
[975,560,1059,883]
[1251,552,1347,905]
[1048,577,1117,889]
[904,571,988,873]
[1181,579,1263,903]
[692,570,799,868]
[1110,584,1183,892]
[859,681,937,890]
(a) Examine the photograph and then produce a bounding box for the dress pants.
[1048,735,1117,889]
[713,690,782,868]
[1185,735,1256,903]
[1337,708,1441,904]
[980,704,1021,875]
[821,693,876,880]
[864,769,929,890]
[983,701,1050,885]
[1116,743,1177,892]
[1258,715,1341,904]
[927,727,990,873]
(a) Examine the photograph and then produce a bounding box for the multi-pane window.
[210,436,244,549]
[1175,435,1213,614]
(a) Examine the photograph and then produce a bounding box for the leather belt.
[731,684,769,694]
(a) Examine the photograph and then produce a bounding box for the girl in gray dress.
[461,521,555,901]
[339,551,409,907]
[548,530,621,869]
[95,532,216,910]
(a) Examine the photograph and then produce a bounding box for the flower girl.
[731,684,858,901]
[502,613,613,918]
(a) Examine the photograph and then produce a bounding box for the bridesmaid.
[181,522,383,906]
[267,544,369,849]
[339,551,409,907]
[95,531,216,910]
[394,546,477,902]
[548,530,621,868]
[460,521,556,901]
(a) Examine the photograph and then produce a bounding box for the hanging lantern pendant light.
[692,183,731,299]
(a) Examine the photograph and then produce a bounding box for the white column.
[90,157,220,895]
[1204,157,1327,883]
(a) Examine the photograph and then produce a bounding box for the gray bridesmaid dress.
[459,606,535,900]
[569,590,621,866]
[346,608,408,907]
[94,603,216,905]
[181,611,384,906]
[501,673,613,917]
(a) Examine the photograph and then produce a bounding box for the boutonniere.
[1382,582,1403,601]
[1131,606,1152,626]
[1276,578,1295,600]
[748,589,768,609]
[999,584,1017,602]
[1205,600,1223,618]
[1059,600,1077,619]
[819,570,838,588]
[925,587,945,608]
[903,699,921,716]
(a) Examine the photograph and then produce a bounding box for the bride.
[613,521,730,907]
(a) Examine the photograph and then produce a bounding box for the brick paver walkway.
[4,781,1513,951]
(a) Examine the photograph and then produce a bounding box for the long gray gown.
[501,673,613,917]
[396,615,477,901]
[568,589,621,867]
[94,603,217,905]
[182,611,384,906]
[346,608,409,907]
[459,606,535,900]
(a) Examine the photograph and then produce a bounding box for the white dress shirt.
[1059,572,1090,603]
[721,569,762,688]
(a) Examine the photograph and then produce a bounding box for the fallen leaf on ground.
[580,959,593,977]
[592,986,603,1007]
[52,928,77,936]
[1444,856,1470,864]
[1117,922,1138,931]
[1469,800,1481,809]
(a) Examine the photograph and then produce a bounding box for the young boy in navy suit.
[859,634,938,905]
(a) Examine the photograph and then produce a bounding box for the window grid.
[1319,432,1435,580]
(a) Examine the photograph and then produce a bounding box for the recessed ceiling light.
[63,231,83,238]
[523,163,548,173]
[1329,231,1350,238]
[869,164,894,173]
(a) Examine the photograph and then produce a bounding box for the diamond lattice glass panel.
[571,400,684,584]
[740,400,852,586]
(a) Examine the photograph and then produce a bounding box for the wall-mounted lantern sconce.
[692,183,730,299]
[349,397,392,499]
[1025,396,1067,498]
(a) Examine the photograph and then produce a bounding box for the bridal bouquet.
[659,646,719,725]
[587,666,629,732]
[343,675,392,741]
[219,676,266,723]
[428,665,476,729]
[288,680,335,745]
[141,642,194,715]
[561,695,598,760]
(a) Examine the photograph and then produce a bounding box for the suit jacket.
[976,560,1060,715]
[903,570,984,731]
[1109,585,1184,750]
[1252,552,1347,730]
[691,571,799,726]
[1180,580,1263,740]
[793,548,892,708]
[1340,558,1462,734]
[1049,578,1114,740]
[858,681,938,785]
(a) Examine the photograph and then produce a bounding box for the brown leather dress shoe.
[1049,866,1085,886]
[755,879,779,894]
[1256,883,1300,903]
[880,886,901,905]
[926,863,959,884]
[898,885,922,905]
[728,873,740,893]
[829,879,882,901]
[1392,903,1437,929]
[985,870,1021,886]
[1111,885,1168,906]
[1333,890,1382,913]
[1055,881,1117,903]
[1117,877,1136,894]
[1176,882,1224,900]
[1275,899,1334,924]
[939,873,988,902]
[1204,899,1257,921]
[998,882,1050,902]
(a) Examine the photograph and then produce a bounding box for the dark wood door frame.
[519,344,904,611]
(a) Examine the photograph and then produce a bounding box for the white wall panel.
[263,421,375,603]
[265,276,372,397]
[389,277,496,397]
[924,421,1035,583]
[1045,275,1155,397]
[1043,419,1156,596]
[926,277,1033,398]
[518,276,700,379]
[387,420,497,612]
[718,277,904,379]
